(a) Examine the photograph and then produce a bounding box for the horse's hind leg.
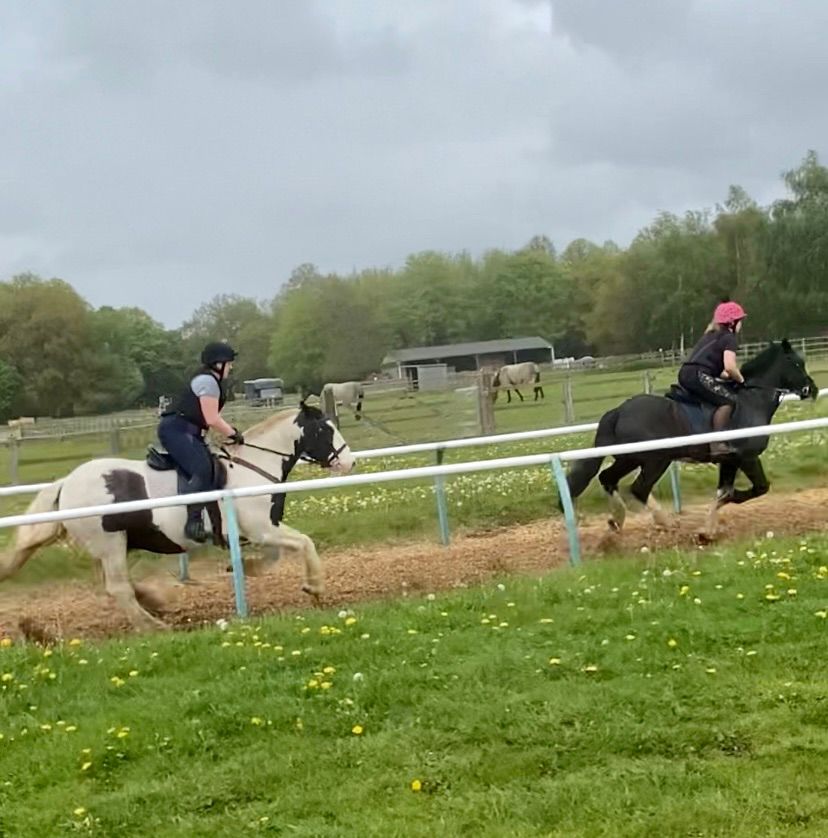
[77,528,167,629]
[514,388,525,402]
[629,456,673,528]
[599,457,638,531]
[534,385,544,400]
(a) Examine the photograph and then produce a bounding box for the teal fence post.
[222,495,248,618]
[434,447,450,545]
[550,455,581,566]
[178,553,190,582]
[669,461,682,513]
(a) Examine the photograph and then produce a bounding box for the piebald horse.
[0,403,355,629]
[321,381,364,420]
[492,362,544,403]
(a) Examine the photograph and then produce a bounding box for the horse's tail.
[355,384,364,421]
[565,408,620,501]
[0,481,64,582]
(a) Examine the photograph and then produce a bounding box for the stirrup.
[185,516,207,543]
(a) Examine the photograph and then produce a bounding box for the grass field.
[3,533,828,835]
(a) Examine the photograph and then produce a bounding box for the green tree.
[0,359,23,422]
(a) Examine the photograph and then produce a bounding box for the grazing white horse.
[0,403,355,629]
[321,381,364,420]
[492,362,544,403]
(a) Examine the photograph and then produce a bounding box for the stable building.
[382,337,554,384]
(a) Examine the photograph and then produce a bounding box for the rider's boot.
[710,404,737,459]
[184,505,207,543]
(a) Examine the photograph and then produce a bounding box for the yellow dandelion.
[68,638,82,647]
[43,649,53,658]
[322,666,335,675]
[81,762,92,771]
[65,725,77,733]
[777,571,791,580]
[765,593,781,602]
[539,618,554,624]
[411,779,422,792]
[0,638,12,648]
[73,807,87,818]
[548,657,561,666]
[706,667,717,674]
[679,586,690,596]
[625,634,636,641]
[110,676,125,687]
[81,748,91,755]
[116,730,129,739]
[128,670,139,678]
[40,724,52,732]
[295,718,304,731]
[667,638,678,648]
[78,659,89,665]
[291,650,302,657]
[815,611,828,619]
[407,629,418,635]
[582,665,599,673]
[1,673,14,682]
[351,724,364,735]
[320,682,333,690]
[345,617,357,627]
[250,717,264,726]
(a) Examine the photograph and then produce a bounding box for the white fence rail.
[1,415,827,620]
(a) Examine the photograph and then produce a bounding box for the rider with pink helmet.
[678,300,747,458]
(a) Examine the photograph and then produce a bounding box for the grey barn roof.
[383,337,552,365]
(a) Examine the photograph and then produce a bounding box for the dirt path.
[1,486,826,641]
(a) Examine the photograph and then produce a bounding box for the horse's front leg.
[729,457,770,504]
[514,387,524,402]
[703,460,740,540]
[258,522,324,598]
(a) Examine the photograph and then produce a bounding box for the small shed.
[244,378,284,405]
[412,364,449,391]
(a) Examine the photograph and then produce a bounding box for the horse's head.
[296,401,356,474]
[744,340,818,401]
[777,340,818,400]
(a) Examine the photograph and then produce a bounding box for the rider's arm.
[722,350,744,384]
[199,397,236,437]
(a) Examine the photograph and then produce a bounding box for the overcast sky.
[2,0,827,327]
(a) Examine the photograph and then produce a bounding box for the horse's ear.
[781,339,792,352]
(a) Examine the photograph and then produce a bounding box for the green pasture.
[4,534,828,835]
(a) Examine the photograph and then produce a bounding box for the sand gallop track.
[1,487,826,641]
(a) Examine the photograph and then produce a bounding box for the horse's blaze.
[102,469,182,554]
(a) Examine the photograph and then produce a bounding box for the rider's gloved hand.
[228,427,245,445]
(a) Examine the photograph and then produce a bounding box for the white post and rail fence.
[1,414,828,620]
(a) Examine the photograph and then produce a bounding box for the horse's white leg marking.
[259,523,324,596]
[608,490,627,531]
[703,489,728,540]
[73,527,166,629]
[646,495,670,529]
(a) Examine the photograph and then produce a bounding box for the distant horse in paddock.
[321,381,364,420]
[492,362,544,403]
[0,404,355,630]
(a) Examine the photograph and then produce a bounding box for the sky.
[2,0,827,327]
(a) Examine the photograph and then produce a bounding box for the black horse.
[564,340,818,538]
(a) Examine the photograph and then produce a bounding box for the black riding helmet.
[201,341,237,368]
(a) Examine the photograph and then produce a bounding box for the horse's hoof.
[607,519,621,533]
[696,531,715,546]
[301,583,324,598]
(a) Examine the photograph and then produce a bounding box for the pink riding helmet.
[713,301,747,325]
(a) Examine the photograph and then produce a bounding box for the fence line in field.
[1,415,827,620]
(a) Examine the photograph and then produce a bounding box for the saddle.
[664,383,738,437]
[146,446,229,548]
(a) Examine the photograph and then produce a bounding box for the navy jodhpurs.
[157,414,214,495]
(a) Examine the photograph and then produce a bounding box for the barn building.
[381,337,554,384]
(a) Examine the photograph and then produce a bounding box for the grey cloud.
[0,0,826,326]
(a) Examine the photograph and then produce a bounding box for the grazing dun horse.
[0,403,355,629]
[321,381,364,420]
[492,362,544,403]
[561,341,817,539]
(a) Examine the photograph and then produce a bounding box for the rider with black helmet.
[158,341,244,542]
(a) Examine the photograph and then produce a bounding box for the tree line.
[1,150,826,421]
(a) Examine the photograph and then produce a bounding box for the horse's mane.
[244,403,325,438]
[741,342,782,378]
